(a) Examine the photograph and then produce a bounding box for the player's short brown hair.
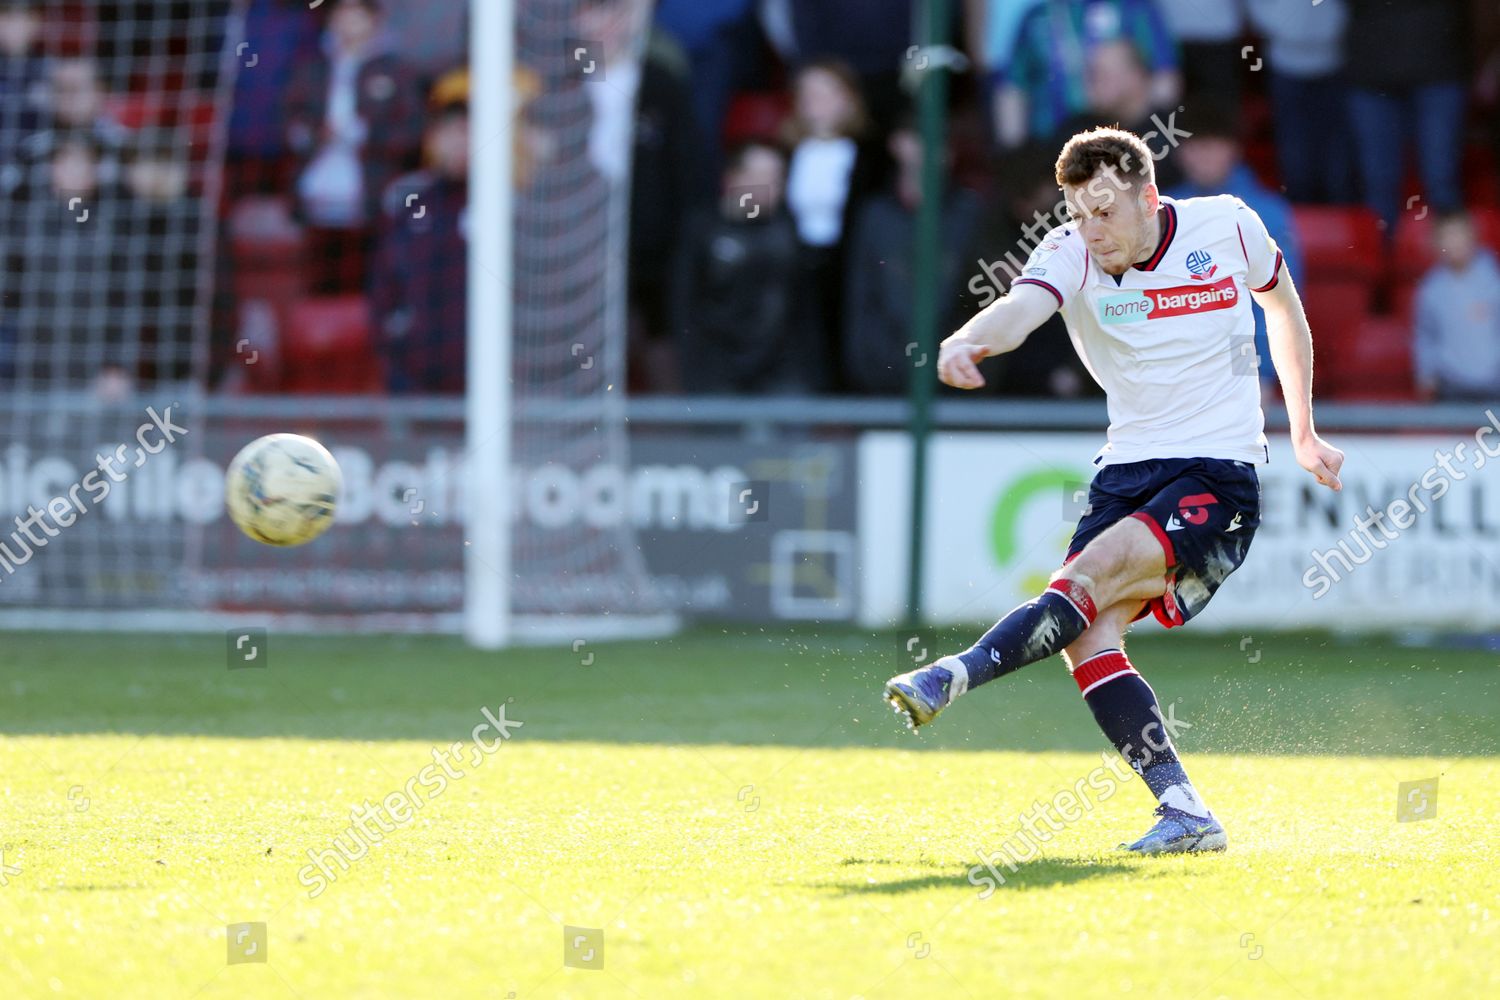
[1055,126,1155,191]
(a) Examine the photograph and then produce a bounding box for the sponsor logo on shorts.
[1178,492,1219,525]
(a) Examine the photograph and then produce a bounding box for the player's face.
[1064,178,1159,276]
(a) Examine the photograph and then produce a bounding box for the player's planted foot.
[1122,804,1227,855]
[884,656,965,730]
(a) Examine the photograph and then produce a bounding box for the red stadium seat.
[722,91,792,146]
[1292,206,1383,395]
[1325,315,1415,401]
[281,296,382,394]
[225,197,308,393]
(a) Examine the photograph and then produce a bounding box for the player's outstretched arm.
[1254,271,1345,491]
[938,283,1058,390]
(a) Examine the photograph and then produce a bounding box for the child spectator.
[371,71,469,395]
[783,58,883,389]
[671,140,814,394]
[0,0,46,167]
[284,0,422,291]
[1413,212,1500,402]
[842,116,979,394]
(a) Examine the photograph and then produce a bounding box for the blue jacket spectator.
[227,0,321,175]
[1168,103,1303,386]
[1413,213,1500,401]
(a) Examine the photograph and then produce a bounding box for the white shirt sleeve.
[1012,227,1088,309]
[1233,199,1285,292]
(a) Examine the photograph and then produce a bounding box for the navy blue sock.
[954,579,1098,688]
[1073,650,1208,815]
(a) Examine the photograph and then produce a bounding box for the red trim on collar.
[1134,203,1177,272]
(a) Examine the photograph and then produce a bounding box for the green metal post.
[904,0,952,626]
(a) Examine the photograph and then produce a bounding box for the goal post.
[464,0,514,649]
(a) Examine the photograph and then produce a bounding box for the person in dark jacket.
[842,117,979,394]
[1344,0,1470,232]
[371,71,469,395]
[672,140,814,394]
[0,0,46,168]
[283,0,423,290]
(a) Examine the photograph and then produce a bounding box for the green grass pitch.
[1,628,1497,998]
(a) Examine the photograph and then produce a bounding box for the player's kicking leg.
[1063,602,1225,854]
[884,515,1165,730]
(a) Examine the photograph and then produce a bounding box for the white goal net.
[0,0,668,639]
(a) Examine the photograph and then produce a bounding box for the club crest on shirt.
[1186,249,1217,280]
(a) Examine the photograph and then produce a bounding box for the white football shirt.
[1015,194,1283,466]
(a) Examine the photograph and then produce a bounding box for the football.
[224,433,342,546]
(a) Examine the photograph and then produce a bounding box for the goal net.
[0,0,669,640]
[0,0,228,617]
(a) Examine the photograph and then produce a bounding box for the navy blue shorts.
[1065,457,1262,628]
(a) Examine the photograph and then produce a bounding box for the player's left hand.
[1295,435,1344,491]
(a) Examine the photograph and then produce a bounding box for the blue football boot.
[1123,804,1228,854]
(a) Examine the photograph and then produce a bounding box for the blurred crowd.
[2,0,1499,401]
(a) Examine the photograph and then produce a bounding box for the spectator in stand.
[371,70,469,395]
[1153,0,1243,104]
[842,115,979,394]
[0,0,46,168]
[1167,101,1303,392]
[671,140,813,394]
[968,143,1097,398]
[965,0,1043,93]
[379,0,467,82]
[991,0,1179,150]
[763,0,912,133]
[284,0,422,292]
[575,0,704,391]
[1059,38,1182,188]
[1245,0,1352,205]
[11,56,130,197]
[783,58,883,390]
[1344,0,1470,233]
[653,0,757,189]
[225,0,321,194]
[1413,212,1500,402]
[3,135,132,393]
[119,129,198,384]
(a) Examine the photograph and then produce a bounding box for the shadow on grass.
[825,857,1137,896]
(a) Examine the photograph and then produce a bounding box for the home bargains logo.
[1098,276,1238,325]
